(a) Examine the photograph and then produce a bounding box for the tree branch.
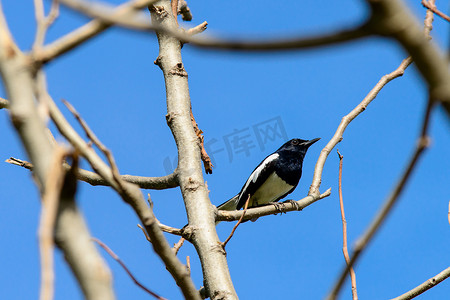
[337,150,358,300]
[421,0,450,23]
[150,1,236,299]
[216,188,332,222]
[58,0,371,51]
[365,0,450,115]
[309,56,412,196]
[45,94,199,299]
[39,146,71,300]
[92,238,167,300]
[36,0,158,64]
[390,266,450,300]
[6,156,179,190]
[327,98,435,300]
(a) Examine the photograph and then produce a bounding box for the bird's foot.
[282,199,302,211]
[268,202,285,214]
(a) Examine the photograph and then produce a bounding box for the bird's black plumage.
[217,138,320,212]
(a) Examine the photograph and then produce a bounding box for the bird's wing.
[236,153,279,209]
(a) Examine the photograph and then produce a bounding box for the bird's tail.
[215,195,239,225]
[217,195,239,211]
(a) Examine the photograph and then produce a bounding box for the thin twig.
[190,107,213,174]
[39,146,71,300]
[0,97,9,109]
[337,150,358,300]
[390,266,450,300]
[6,157,34,170]
[62,99,125,189]
[173,237,185,254]
[221,195,250,248]
[186,21,207,35]
[171,0,178,26]
[422,0,450,22]
[448,201,450,226]
[92,237,167,300]
[137,224,151,242]
[32,0,59,51]
[186,256,190,276]
[177,0,191,21]
[327,99,435,300]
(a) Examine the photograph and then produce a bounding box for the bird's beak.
[303,138,320,148]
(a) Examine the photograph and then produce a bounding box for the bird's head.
[278,138,321,154]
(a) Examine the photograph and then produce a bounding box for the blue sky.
[1,0,450,299]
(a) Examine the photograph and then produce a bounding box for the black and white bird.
[217,138,320,212]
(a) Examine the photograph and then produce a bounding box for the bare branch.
[309,56,412,196]
[186,21,207,35]
[58,0,371,51]
[6,156,179,190]
[448,201,450,226]
[39,146,71,300]
[390,266,450,300]
[93,238,167,300]
[6,157,34,170]
[221,195,250,248]
[337,150,358,300]
[190,107,213,174]
[422,0,450,23]
[216,188,332,222]
[177,0,192,21]
[45,94,199,299]
[0,96,9,109]
[137,224,151,242]
[150,1,236,297]
[364,0,450,114]
[327,99,435,300]
[172,237,185,254]
[35,72,116,300]
[171,0,178,26]
[36,0,158,64]
[32,0,59,51]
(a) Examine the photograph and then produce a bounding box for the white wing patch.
[241,153,279,195]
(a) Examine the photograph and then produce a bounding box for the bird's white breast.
[251,172,293,206]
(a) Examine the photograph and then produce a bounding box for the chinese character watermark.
[162,116,288,174]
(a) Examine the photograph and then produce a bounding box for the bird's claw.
[268,202,285,214]
[282,199,301,211]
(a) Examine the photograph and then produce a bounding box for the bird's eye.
[292,140,299,145]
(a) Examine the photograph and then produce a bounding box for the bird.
[217,138,320,214]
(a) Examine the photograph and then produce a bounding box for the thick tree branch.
[150,1,236,299]
[365,0,450,114]
[39,146,71,300]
